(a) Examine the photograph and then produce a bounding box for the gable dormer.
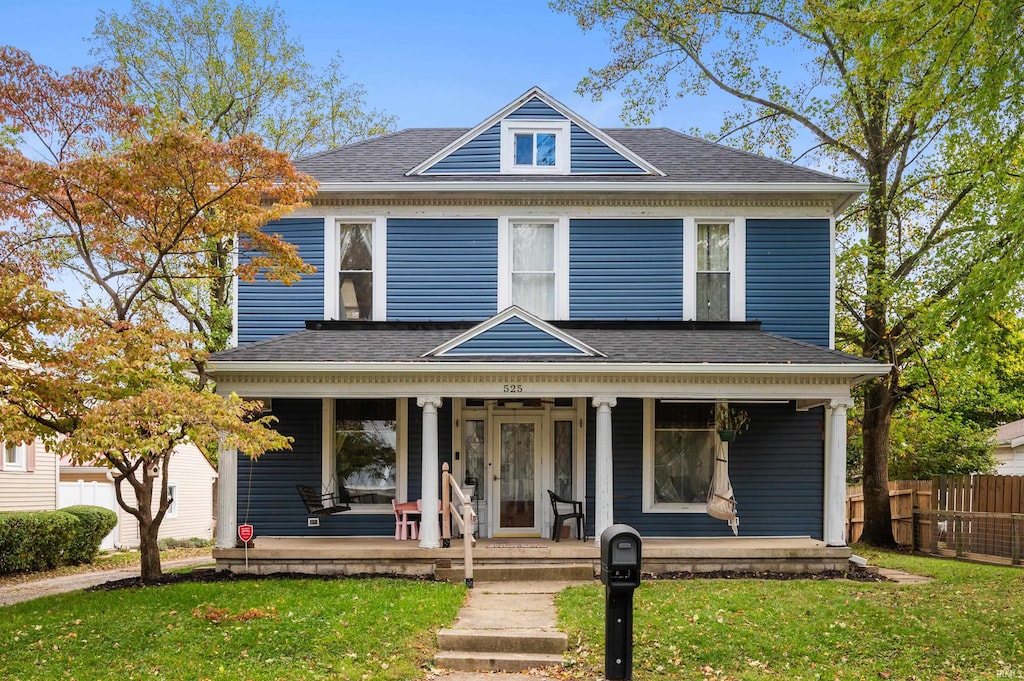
[408,87,662,177]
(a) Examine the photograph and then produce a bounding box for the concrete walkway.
[0,557,214,607]
[430,580,589,680]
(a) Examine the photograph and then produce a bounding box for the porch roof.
[212,320,880,371]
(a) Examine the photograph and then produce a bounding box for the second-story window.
[696,222,731,321]
[338,222,373,320]
[512,222,556,318]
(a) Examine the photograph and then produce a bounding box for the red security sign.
[238,524,254,543]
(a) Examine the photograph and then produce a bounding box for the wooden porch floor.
[214,536,852,578]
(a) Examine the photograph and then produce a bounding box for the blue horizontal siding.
[424,124,500,174]
[387,218,498,320]
[236,399,394,537]
[237,218,324,344]
[746,219,831,347]
[506,97,561,119]
[585,401,824,539]
[570,125,645,173]
[446,316,585,355]
[570,219,683,319]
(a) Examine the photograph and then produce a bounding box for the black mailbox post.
[599,524,642,680]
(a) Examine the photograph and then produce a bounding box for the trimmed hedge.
[0,506,117,575]
[62,505,118,564]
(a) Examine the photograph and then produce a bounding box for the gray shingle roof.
[294,128,857,186]
[211,322,876,367]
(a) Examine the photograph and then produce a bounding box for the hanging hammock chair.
[707,439,740,535]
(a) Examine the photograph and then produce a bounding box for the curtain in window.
[696,223,730,321]
[338,222,373,320]
[511,222,555,317]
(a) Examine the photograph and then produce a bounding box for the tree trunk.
[131,471,164,584]
[860,377,898,547]
[138,517,163,583]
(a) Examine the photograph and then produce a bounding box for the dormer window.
[500,120,570,174]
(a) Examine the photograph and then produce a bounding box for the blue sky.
[0,0,734,133]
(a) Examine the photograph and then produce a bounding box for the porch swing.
[707,439,740,535]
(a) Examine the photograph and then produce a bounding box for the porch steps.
[433,581,577,674]
[435,562,595,583]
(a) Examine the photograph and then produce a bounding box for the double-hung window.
[3,441,26,471]
[500,120,570,174]
[337,221,374,320]
[643,401,716,512]
[685,219,745,321]
[499,218,568,319]
[696,223,731,321]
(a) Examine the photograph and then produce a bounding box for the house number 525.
[503,384,523,393]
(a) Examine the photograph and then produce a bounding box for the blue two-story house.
[210,87,886,569]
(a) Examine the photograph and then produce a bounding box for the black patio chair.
[297,484,351,515]
[547,489,585,542]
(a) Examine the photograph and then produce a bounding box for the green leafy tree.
[0,47,314,581]
[555,0,1024,545]
[91,0,396,355]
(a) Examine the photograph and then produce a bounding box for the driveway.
[0,557,214,607]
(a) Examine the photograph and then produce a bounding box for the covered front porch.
[212,536,853,579]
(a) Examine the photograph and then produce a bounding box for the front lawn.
[0,577,465,680]
[557,549,1024,680]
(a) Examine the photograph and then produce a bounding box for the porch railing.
[441,462,477,588]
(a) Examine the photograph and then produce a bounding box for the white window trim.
[322,397,407,514]
[166,483,179,519]
[683,218,746,322]
[3,441,27,472]
[642,399,720,514]
[497,216,569,319]
[324,216,387,321]
[500,120,571,175]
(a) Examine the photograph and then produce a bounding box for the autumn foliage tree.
[555,0,1024,546]
[0,46,317,581]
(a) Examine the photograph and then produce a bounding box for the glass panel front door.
[496,417,541,534]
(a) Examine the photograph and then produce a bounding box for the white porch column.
[824,398,853,546]
[592,396,617,547]
[215,440,238,549]
[418,397,443,549]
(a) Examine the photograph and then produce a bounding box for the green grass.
[0,547,212,586]
[0,577,465,680]
[556,550,1024,680]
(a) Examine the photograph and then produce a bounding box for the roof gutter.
[315,181,867,196]
[210,359,890,384]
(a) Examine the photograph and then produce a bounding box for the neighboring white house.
[994,419,1024,476]
[60,443,218,548]
[0,438,59,512]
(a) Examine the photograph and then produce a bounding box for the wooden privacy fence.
[846,480,932,545]
[911,474,1024,564]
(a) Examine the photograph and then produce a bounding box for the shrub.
[158,536,213,550]
[0,510,79,574]
[62,505,118,564]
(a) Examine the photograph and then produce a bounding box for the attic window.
[500,120,570,174]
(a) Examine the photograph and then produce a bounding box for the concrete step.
[437,628,567,655]
[436,562,594,583]
[434,651,566,673]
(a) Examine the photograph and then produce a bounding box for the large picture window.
[335,399,397,505]
[644,401,716,512]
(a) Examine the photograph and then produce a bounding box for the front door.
[494,416,542,535]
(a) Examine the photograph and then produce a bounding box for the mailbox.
[599,524,642,680]
[600,524,642,589]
